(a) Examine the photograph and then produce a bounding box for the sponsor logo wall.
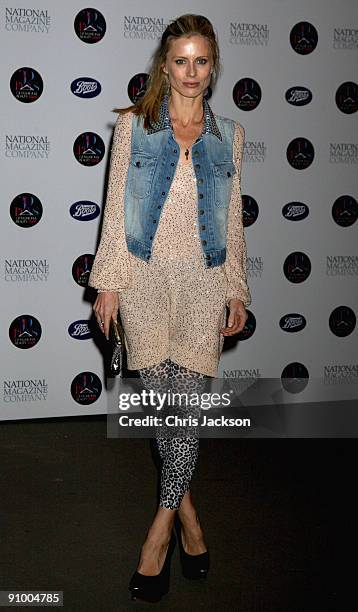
[1,1,357,420]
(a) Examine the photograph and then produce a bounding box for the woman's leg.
[136,358,207,574]
[158,360,206,510]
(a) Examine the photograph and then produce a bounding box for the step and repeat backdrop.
[1,1,357,420]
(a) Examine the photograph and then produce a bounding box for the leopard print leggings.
[138,358,207,510]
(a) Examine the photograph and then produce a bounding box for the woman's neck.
[168,91,204,128]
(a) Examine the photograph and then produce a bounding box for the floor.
[0,415,353,611]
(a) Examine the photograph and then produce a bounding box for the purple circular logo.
[233,78,261,111]
[71,371,102,404]
[335,81,358,114]
[284,252,311,283]
[72,254,94,287]
[74,8,106,44]
[287,138,314,170]
[73,132,105,166]
[290,22,318,55]
[329,306,356,338]
[281,362,309,393]
[332,195,358,228]
[10,67,43,103]
[242,195,258,228]
[127,73,150,104]
[10,193,43,227]
[9,315,42,349]
[236,309,256,341]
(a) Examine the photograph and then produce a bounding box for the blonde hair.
[114,14,221,129]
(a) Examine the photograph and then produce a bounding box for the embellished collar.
[146,93,222,141]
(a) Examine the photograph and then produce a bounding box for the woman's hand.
[93,291,119,340]
[220,298,248,336]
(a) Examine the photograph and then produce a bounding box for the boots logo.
[329,306,356,337]
[287,138,314,169]
[285,86,312,107]
[127,73,149,104]
[290,22,318,55]
[68,320,92,340]
[71,372,102,404]
[279,314,307,333]
[73,132,105,166]
[281,362,309,393]
[10,193,43,227]
[284,252,311,283]
[233,78,261,111]
[70,201,100,221]
[335,81,358,114]
[72,254,94,287]
[10,67,43,103]
[332,195,358,227]
[74,8,106,43]
[242,195,259,227]
[71,77,102,99]
[282,202,309,221]
[9,315,42,349]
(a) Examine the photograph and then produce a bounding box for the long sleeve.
[223,121,252,308]
[88,111,133,292]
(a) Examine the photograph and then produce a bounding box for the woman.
[88,13,251,603]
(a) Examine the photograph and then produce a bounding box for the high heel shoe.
[176,523,210,580]
[128,531,176,603]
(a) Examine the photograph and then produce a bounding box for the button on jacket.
[88,95,251,307]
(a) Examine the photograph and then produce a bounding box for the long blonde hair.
[114,14,221,129]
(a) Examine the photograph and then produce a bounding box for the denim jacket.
[125,94,236,268]
[88,95,251,306]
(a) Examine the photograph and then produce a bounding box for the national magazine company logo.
[229,22,269,46]
[4,134,50,159]
[123,16,167,40]
[4,259,49,282]
[3,378,48,403]
[4,7,51,33]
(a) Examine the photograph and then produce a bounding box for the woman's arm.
[223,121,251,309]
[88,111,132,292]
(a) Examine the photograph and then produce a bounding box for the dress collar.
[146,93,222,141]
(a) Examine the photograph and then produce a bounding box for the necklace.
[170,105,205,162]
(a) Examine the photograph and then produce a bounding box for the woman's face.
[163,34,213,99]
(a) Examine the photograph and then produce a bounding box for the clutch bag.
[109,317,125,376]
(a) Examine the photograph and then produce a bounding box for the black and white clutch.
[109,317,125,376]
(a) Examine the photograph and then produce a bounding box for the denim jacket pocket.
[213,161,236,207]
[127,152,157,199]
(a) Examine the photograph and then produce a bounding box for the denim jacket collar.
[146,93,223,142]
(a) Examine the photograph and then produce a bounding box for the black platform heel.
[176,522,210,580]
[128,531,176,603]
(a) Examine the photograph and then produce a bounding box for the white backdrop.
[1,0,357,420]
